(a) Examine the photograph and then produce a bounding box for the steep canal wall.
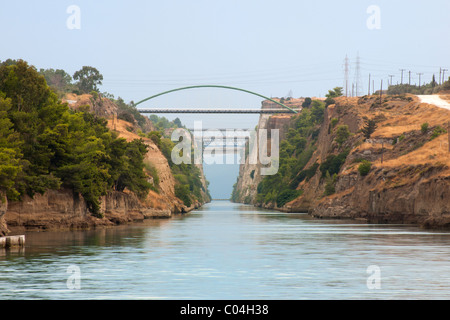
[233,95,450,228]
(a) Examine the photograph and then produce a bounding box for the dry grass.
[373,103,450,138]
[374,134,450,169]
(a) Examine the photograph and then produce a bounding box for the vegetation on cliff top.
[0,60,151,216]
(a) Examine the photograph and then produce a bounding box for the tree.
[325,87,343,106]
[361,118,378,140]
[310,100,325,124]
[335,125,350,146]
[39,68,73,93]
[421,122,429,134]
[358,160,372,176]
[302,97,312,108]
[73,66,103,93]
[173,117,183,128]
[0,94,22,200]
[323,171,337,196]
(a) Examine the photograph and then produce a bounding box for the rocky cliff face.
[234,95,450,228]
[232,99,300,204]
[5,188,171,232]
[2,95,210,234]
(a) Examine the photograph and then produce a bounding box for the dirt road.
[417,95,450,110]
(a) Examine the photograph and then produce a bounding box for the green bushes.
[358,160,372,176]
[319,150,349,177]
[253,101,325,207]
[335,125,351,146]
[421,122,429,134]
[430,126,447,140]
[276,189,303,207]
[175,184,191,207]
[323,172,337,196]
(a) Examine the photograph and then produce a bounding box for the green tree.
[361,118,378,139]
[73,66,103,93]
[323,171,337,196]
[0,94,22,200]
[115,139,151,199]
[421,122,429,134]
[335,125,350,146]
[325,87,343,106]
[358,160,372,176]
[39,68,73,93]
[302,97,312,108]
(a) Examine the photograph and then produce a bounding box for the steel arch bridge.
[133,85,298,114]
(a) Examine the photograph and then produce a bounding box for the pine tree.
[361,118,377,140]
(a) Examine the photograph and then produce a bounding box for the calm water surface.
[1,201,450,300]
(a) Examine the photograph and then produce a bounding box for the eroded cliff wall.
[234,95,450,228]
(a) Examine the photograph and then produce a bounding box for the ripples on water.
[1,201,450,300]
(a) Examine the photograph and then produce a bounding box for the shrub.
[358,160,372,176]
[323,172,337,196]
[430,126,447,140]
[175,184,191,207]
[421,122,429,134]
[302,97,312,108]
[335,125,351,146]
[319,150,349,177]
[276,189,303,207]
[331,118,339,128]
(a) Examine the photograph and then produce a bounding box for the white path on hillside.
[417,95,450,111]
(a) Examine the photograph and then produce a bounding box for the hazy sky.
[2,0,449,197]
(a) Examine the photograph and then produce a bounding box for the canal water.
[1,201,450,300]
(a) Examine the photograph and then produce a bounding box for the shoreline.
[2,188,209,235]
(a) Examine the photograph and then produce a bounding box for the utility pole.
[368,73,371,95]
[416,73,423,88]
[388,75,395,86]
[439,68,442,85]
[344,55,349,97]
[408,71,411,86]
[355,53,362,97]
[380,79,383,105]
[399,69,406,84]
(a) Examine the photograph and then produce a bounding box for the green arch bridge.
[134,85,299,114]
